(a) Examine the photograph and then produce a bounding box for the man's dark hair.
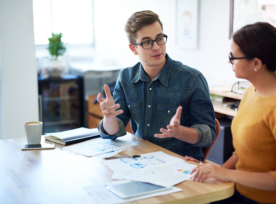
[125,10,163,43]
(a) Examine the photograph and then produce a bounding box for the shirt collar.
[132,54,172,86]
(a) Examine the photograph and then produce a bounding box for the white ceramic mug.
[24,121,43,144]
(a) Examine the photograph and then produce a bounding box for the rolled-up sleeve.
[97,71,131,140]
[98,117,126,139]
[191,124,212,146]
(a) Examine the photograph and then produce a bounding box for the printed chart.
[63,138,138,156]
[124,162,196,187]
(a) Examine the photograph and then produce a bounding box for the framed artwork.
[175,0,199,49]
[229,0,276,39]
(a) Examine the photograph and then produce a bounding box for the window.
[229,0,276,38]
[33,0,93,45]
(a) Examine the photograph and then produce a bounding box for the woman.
[187,22,276,204]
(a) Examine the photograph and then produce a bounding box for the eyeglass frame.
[131,34,168,49]
[228,52,253,65]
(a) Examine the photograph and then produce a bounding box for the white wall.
[0,0,38,139]
[94,0,237,84]
[0,0,236,139]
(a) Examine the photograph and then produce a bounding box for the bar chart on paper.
[124,162,197,187]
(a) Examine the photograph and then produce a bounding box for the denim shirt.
[98,54,216,160]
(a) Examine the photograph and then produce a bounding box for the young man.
[97,10,215,161]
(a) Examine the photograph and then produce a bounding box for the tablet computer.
[106,181,172,199]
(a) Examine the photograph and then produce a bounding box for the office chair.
[202,118,220,162]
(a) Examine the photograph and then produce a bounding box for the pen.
[104,155,141,159]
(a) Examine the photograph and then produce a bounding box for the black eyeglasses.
[132,34,168,49]
[228,52,253,65]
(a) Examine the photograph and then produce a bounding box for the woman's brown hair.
[233,22,276,72]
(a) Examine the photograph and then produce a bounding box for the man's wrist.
[104,116,117,122]
[175,125,185,139]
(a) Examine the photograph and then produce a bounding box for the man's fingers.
[167,125,176,131]
[103,104,120,115]
[114,110,123,116]
[160,128,173,135]
[104,84,113,99]
[175,106,183,120]
[104,110,123,118]
[154,133,171,138]
[97,93,104,103]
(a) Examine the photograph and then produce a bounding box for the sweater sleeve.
[269,105,276,185]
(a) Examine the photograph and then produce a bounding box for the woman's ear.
[254,58,263,70]
[129,43,138,55]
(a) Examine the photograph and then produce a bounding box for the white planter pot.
[43,57,66,77]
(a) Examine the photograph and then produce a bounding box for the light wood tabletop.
[0,134,234,204]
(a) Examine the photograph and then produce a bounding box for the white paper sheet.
[104,151,185,180]
[124,162,196,187]
[85,180,182,204]
[111,171,126,180]
[63,138,137,157]
[104,151,183,171]
[94,149,127,159]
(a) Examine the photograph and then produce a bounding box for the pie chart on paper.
[145,171,155,174]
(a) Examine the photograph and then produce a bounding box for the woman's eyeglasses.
[228,52,253,65]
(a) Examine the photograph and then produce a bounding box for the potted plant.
[47,33,66,60]
[44,33,67,77]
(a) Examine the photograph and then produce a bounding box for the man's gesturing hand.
[154,106,183,138]
[97,84,123,120]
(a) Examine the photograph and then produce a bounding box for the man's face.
[130,21,166,70]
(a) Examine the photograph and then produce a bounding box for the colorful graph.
[145,171,155,174]
[178,169,190,174]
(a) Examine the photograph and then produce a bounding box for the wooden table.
[0,134,234,204]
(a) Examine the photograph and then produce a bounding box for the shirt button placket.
[145,85,153,140]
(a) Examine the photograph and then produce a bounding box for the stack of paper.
[63,137,138,157]
[103,151,196,187]
[124,162,196,187]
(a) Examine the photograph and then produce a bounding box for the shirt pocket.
[126,99,140,123]
[158,104,178,129]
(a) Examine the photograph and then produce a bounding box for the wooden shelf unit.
[209,86,243,117]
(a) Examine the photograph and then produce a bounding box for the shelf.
[209,86,243,100]
[212,103,237,117]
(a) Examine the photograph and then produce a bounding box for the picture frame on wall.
[229,0,276,39]
[175,0,199,49]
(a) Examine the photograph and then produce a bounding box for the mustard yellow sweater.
[232,85,276,203]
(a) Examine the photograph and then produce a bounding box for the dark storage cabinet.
[38,75,84,134]
[207,118,235,165]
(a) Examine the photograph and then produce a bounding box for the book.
[45,127,100,145]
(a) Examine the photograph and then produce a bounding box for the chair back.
[202,118,220,162]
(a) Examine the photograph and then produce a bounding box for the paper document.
[94,149,127,159]
[103,151,184,179]
[63,138,137,157]
[124,162,196,187]
[85,180,182,204]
